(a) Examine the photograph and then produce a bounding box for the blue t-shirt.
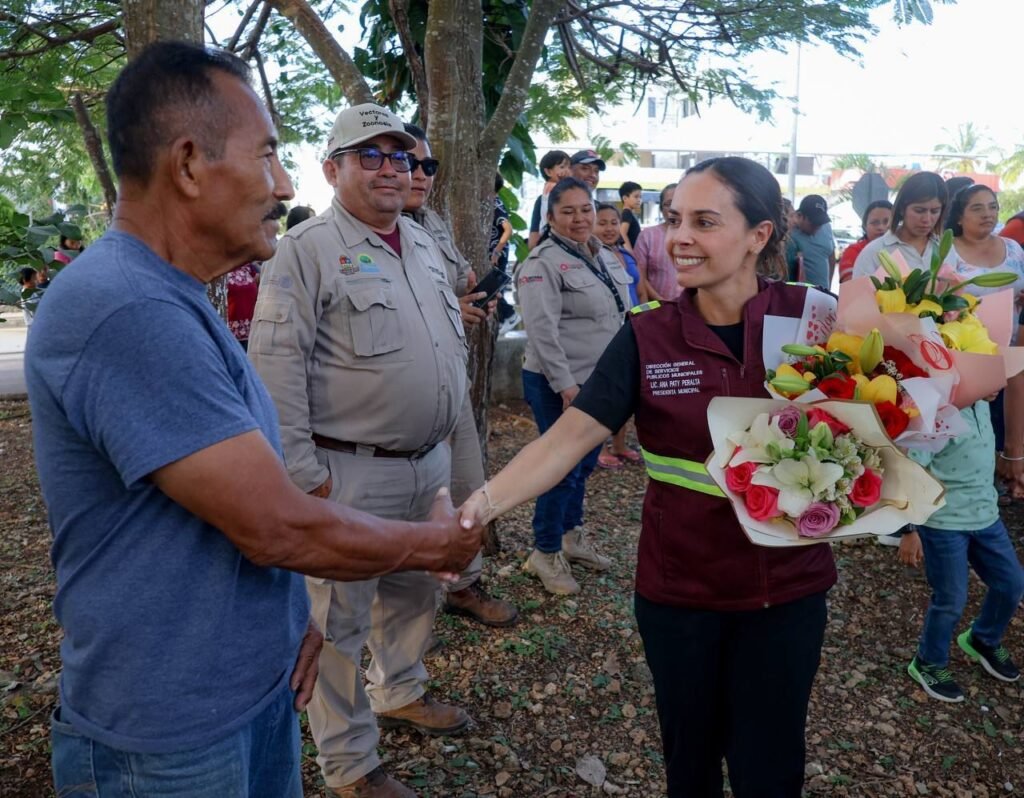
[618,246,640,307]
[25,230,309,754]
[786,224,834,290]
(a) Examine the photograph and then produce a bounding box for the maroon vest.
[631,280,837,609]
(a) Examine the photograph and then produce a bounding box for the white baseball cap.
[326,103,416,157]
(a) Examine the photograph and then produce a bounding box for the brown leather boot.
[444,580,519,627]
[329,766,417,797]
[376,693,470,736]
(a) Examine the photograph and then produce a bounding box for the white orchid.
[751,451,845,517]
[726,413,794,466]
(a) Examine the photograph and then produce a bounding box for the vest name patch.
[645,360,703,396]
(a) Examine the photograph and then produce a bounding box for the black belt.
[312,433,437,460]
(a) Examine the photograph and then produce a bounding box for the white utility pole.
[787,43,802,202]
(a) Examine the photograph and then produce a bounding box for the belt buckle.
[355,443,377,457]
[411,443,434,459]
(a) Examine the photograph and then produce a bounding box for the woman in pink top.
[633,184,680,301]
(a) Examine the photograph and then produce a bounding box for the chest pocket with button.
[561,266,601,319]
[345,280,406,357]
[436,282,467,342]
[249,298,295,355]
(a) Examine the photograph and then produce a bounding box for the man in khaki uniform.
[401,122,517,629]
[249,103,473,798]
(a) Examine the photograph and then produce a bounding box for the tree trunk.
[121,0,203,59]
[70,93,117,220]
[120,0,227,317]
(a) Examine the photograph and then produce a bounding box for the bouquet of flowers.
[764,328,966,449]
[837,231,1024,408]
[706,397,946,547]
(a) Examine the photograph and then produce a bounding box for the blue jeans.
[522,369,602,553]
[917,519,1024,666]
[51,684,302,797]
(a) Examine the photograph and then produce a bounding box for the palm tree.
[997,145,1024,186]
[933,122,1001,173]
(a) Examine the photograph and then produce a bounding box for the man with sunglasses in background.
[401,122,519,631]
[250,103,477,798]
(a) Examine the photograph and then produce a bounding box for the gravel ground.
[1,397,1022,797]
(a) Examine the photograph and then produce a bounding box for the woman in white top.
[852,171,948,279]
[943,183,1024,506]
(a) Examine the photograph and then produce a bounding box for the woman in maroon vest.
[463,157,836,798]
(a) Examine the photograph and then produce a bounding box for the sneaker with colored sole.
[907,656,965,702]
[957,629,1021,682]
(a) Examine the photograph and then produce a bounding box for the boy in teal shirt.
[899,401,1024,701]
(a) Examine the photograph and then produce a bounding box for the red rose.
[745,485,783,521]
[817,372,857,400]
[725,461,758,494]
[882,346,928,379]
[875,400,910,439]
[850,469,883,508]
[806,407,851,437]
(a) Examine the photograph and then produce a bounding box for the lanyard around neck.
[549,235,625,314]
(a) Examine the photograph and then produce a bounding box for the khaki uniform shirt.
[516,232,631,394]
[410,207,471,295]
[249,199,468,492]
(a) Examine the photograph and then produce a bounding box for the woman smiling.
[465,158,837,797]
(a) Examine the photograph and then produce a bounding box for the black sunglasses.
[331,147,414,173]
[410,157,440,177]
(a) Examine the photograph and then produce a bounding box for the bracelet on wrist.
[999,452,1024,461]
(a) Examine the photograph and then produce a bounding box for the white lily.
[751,452,845,517]
[727,413,794,466]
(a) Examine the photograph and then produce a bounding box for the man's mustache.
[264,202,288,221]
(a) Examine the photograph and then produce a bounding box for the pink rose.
[850,470,883,508]
[725,461,758,494]
[806,407,851,437]
[745,485,783,522]
[796,502,841,538]
[771,406,803,438]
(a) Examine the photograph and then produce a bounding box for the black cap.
[569,149,606,170]
[797,194,830,227]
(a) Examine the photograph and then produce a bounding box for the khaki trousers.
[306,443,449,788]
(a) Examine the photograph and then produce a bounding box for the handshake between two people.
[429,484,496,581]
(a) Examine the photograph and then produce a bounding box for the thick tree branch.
[266,0,374,108]
[70,92,117,218]
[227,0,262,50]
[0,17,120,61]
[387,0,430,128]
[478,0,563,168]
[240,2,272,60]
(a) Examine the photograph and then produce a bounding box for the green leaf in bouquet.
[770,376,812,396]
[940,294,969,313]
[830,351,852,364]
[796,410,809,440]
[929,229,954,294]
[901,270,928,305]
[870,276,882,290]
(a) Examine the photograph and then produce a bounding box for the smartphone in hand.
[470,267,512,309]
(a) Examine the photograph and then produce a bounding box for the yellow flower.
[859,329,884,374]
[851,374,869,389]
[939,317,999,355]
[859,375,898,405]
[907,299,944,318]
[775,363,804,380]
[876,287,907,314]
[962,293,979,311]
[826,331,864,374]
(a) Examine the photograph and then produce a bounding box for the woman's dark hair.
[286,205,316,230]
[539,150,570,181]
[595,202,621,218]
[618,181,642,199]
[106,41,251,182]
[59,235,83,249]
[17,267,37,286]
[538,177,592,243]
[685,157,785,277]
[891,172,947,235]
[947,184,997,238]
[859,199,893,238]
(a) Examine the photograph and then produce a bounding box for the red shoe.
[597,450,624,469]
[613,448,642,464]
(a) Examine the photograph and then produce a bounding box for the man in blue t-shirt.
[27,42,481,798]
[786,194,836,290]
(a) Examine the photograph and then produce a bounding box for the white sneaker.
[523,549,580,595]
[562,526,612,571]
